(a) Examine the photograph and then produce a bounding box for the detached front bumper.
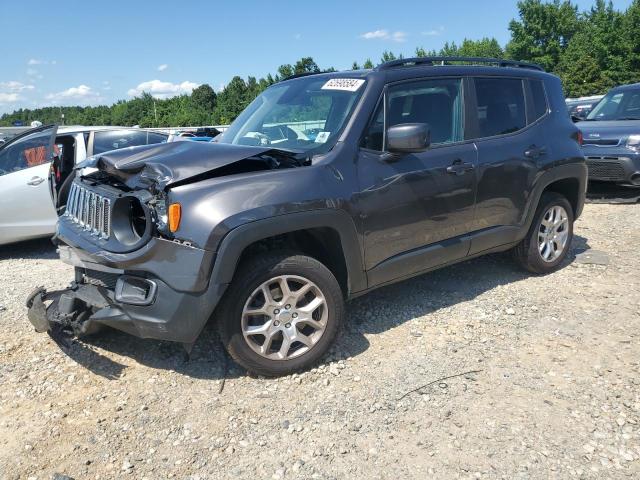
[583,147,640,185]
[26,223,228,345]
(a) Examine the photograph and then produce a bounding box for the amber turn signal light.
[168,203,181,232]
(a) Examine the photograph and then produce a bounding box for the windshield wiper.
[617,117,640,121]
[256,148,310,167]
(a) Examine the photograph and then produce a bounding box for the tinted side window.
[530,80,548,121]
[0,128,54,176]
[93,130,167,155]
[388,78,464,145]
[474,78,526,137]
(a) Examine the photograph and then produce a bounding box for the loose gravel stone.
[1,203,639,479]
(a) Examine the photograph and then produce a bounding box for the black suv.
[28,57,586,376]
[577,82,640,186]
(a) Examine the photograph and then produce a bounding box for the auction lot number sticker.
[321,79,365,92]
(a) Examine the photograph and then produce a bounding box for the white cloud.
[360,29,407,42]
[46,85,103,105]
[0,81,34,105]
[157,64,168,72]
[422,26,445,36]
[361,29,389,40]
[27,58,56,65]
[0,92,20,104]
[127,79,200,99]
[0,81,35,92]
[391,31,407,42]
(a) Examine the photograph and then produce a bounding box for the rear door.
[0,125,58,244]
[468,76,549,254]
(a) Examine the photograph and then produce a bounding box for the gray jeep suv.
[27,57,587,376]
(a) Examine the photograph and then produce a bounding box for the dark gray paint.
[37,65,586,345]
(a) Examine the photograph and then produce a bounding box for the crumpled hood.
[578,120,640,139]
[92,141,275,190]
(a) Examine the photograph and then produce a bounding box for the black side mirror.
[387,123,431,153]
[571,115,583,123]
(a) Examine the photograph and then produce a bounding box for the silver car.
[0,125,167,245]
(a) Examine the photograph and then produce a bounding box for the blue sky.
[0,0,634,114]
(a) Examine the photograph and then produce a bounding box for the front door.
[356,77,477,287]
[0,125,58,244]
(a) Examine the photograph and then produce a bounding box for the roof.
[612,82,640,92]
[56,125,152,134]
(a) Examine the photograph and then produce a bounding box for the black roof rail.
[376,56,544,72]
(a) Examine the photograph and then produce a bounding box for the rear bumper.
[583,147,640,185]
[26,222,228,344]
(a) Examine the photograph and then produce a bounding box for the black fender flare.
[210,209,367,295]
[522,162,587,233]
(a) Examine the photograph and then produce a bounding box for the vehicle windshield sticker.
[315,131,330,143]
[321,79,365,92]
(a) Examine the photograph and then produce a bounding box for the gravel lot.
[1,202,639,480]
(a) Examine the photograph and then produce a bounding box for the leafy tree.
[190,84,217,112]
[457,38,504,57]
[506,0,580,71]
[380,51,397,62]
[294,57,321,74]
[363,58,374,69]
[214,76,249,124]
[277,64,294,79]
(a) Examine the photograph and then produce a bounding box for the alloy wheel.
[537,205,570,262]
[241,275,328,360]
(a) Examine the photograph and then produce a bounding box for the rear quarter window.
[529,80,549,121]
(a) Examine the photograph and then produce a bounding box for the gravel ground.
[0,202,639,480]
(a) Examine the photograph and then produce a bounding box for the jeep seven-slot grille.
[65,183,111,239]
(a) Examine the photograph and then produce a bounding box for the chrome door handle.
[446,160,474,175]
[27,176,45,186]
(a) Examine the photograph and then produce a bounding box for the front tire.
[217,251,344,377]
[513,192,574,274]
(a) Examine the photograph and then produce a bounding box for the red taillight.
[577,130,583,146]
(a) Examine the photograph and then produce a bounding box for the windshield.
[217,76,366,154]
[586,88,640,121]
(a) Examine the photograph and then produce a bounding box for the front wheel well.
[542,177,581,217]
[234,228,349,297]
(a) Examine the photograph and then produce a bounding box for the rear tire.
[513,192,574,274]
[217,251,344,377]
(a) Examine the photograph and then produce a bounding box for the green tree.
[190,84,217,112]
[380,51,397,62]
[294,57,321,74]
[506,0,580,71]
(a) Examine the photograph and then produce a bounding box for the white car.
[0,125,168,245]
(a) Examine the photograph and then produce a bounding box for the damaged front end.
[26,281,111,343]
[25,141,301,345]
